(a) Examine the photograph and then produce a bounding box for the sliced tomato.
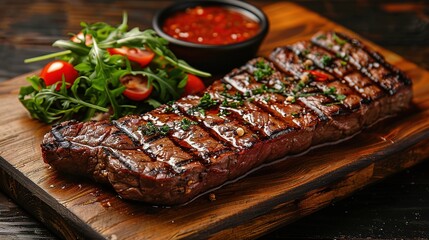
[107,46,155,67]
[120,74,153,101]
[183,74,205,96]
[71,32,93,46]
[306,70,330,82]
[40,60,79,90]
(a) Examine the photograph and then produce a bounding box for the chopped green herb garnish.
[253,60,274,81]
[186,93,218,116]
[140,122,158,136]
[187,105,207,117]
[291,112,300,118]
[302,49,310,56]
[180,118,197,131]
[316,34,327,40]
[140,122,173,136]
[220,92,244,101]
[323,86,337,95]
[324,101,343,106]
[336,53,350,63]
[221,99,244,108]
[332,33,347,46]
[295,92,317,98]
[323,87,346,101]
[321,55,333,67]
[218,109,231,116]
[163,101,176,113]
[198,93,218,109]
[336,94,347,101]
[293,81,307,93]
[251,84,268,95]
[197,108,206,116]
[159,125,171,135]
[263,96,271,103]
[163,106,174,113]
[267,81,286,94]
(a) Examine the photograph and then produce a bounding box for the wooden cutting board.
[1,2,429,239]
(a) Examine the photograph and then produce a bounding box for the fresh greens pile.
[19,13,210,123]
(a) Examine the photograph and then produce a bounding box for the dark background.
[0,0,428,239]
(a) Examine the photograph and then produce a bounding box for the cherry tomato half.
[120,74,153,101]
[306,70,330,82]
[183,74,205,96]
[40,60,79,90]
[107,47,155,67]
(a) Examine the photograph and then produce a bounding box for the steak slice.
[41,32,413,205]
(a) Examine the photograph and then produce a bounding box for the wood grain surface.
[1,2,429,239]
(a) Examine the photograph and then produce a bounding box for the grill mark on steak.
[205,78,294,139]
[174,95,260,150]
[105,148,141,174]
[224,54,366,148]
[267,48,353,118]
[235,58,313,130]
[333,31,412,86]
[225,62,320,130]
[41,32,413,205]
[112,117,161,162]
[309,35,388,102]
[114,115,159,145]
[287,42,369,108]
[269,47,305,77]
[161,104,238,183]
[112,120,142,147]
[173,99,240,151]
[289,41,354,78]
[142,110,206,165]
[143,106,229,165]
[304,39,385,103]
[50,123,71,149]
[113,115,197,168]
[227,55,364,148]
[311,31,408,95]
[223,59,333,122]
[343,71,385,101]
[117,114,215,171]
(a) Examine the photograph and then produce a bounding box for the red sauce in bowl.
[162,6,260,45]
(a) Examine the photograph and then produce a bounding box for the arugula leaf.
[18,75,109,123]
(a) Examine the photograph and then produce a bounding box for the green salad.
[19,13,210,123]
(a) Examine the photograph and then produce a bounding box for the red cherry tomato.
[71,32,93,46]
[40,60,79,90]
[120,74,153,101]
[183,74,205,96]
[107,47,155,67]
[306,70,330,82]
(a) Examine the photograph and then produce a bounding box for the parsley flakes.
[253,60,274,81]
[321,55,333,67]
[180,118,197,131]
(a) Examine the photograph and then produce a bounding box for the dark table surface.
[1,0,428,239]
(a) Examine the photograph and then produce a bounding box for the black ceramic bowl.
[153,0,269,75]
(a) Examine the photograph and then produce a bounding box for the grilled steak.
[41,32,412,205]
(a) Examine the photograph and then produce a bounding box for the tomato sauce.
[163,6,260,45]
